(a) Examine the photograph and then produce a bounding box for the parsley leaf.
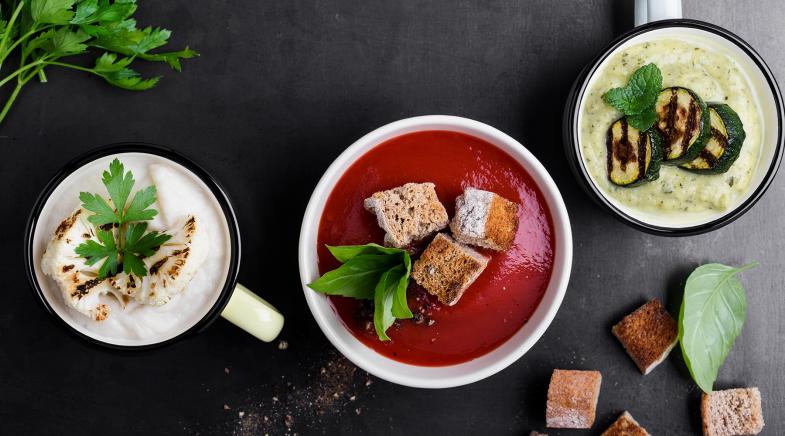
[0,0,197,125]
[122,222,171,277]
[124,222,171,257]
[76,158,168,280]
[603,63,662,130]
[102,157,134,214]
[75,228,119,278]
[79,191,118,225]
[123,185,158,221]
[30,0,76,25]
[309,244,413,341]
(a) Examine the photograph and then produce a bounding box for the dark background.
[1,1,782,435]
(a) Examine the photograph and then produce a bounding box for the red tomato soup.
[316,130,555,366]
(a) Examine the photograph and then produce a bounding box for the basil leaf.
[391,271,413,319]
[307,254,399,299]
[374,266,402,341]
[679,262,757,393]
[327,243,405,263]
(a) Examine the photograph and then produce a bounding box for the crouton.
[601,411,650,436]
[612,299,678,374]
[450,187,519,251]
[364,183,449,248]
[546,369,602,429]
[701,388,764,436]
[411,233,489,306]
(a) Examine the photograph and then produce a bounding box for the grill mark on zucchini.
[680,104,746,174]
[610,118,633,171]
[664,89,679,157]
[606,118,662,187]
[655,87,710,164]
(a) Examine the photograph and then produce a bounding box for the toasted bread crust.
[546,369,602,429]
[450,188,519,251]
[612,299,678,374]
[364,183,449,248]
[601,411,650,436]
[702,388,764,436]
[484,194,519,250]
[411,233,488,305]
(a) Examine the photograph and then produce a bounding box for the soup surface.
[579,38,763,222]
[316,130,555,366]
[32,153,232,346]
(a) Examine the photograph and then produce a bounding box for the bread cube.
[450,188,519,251]
[364,183,449,248]
[601,411,650,436]
[612,299,678,374]
[411,233,489,306]
[702,388,764,436]
[546,369,602,429]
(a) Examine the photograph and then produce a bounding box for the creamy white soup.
[579,38,763,222]
[32,153,232,346]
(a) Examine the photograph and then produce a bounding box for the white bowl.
[298,115,573,388]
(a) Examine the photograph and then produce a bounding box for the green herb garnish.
[308,244,413,341]
[0,0,198,125]
[75,158,171,280]
[678,262,757,393]
[603,63,662,130]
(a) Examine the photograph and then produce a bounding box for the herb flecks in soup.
[315,131,555,366]
[580,39,762,215]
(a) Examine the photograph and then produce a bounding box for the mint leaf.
[627,107,658,131]
[30,0,76,25]
[75,229,118,279]
[679,262,757,393]
[79,191,118,225]
[603,63,662,130]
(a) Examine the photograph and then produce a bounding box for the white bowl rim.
[298,115,573,388]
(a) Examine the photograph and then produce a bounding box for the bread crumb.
[278,340,289,350]
[223,404,231,410]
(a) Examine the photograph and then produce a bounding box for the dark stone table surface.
[1,1,782,434]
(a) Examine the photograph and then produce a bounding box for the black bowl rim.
[23,143,241,351]
[563,18,785,236]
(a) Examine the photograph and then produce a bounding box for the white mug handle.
[634,0,682,26]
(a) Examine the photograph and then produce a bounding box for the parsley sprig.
[75,158,171,279]
[0,0,198,125]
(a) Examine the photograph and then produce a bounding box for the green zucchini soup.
[579,38,763,224]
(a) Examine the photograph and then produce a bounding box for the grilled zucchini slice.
[680,103,746,174]
[606,117,663,187]
[655,87,711,164]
